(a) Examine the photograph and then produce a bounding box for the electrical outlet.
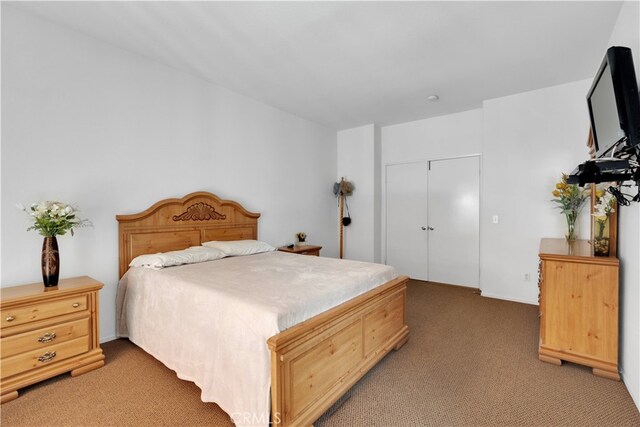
[492,215,499,224]
[524,273,530,281]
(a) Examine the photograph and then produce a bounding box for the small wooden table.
[278,244,322,256]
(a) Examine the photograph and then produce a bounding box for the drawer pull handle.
[5,315,15,322]
[37,351,57,363]
[38,332,57,343]
[72,303,80,308]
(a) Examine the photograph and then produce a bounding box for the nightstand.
[278,244,322,256]
[0,276,105,403]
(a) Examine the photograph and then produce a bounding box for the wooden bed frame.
[117,191,409,426]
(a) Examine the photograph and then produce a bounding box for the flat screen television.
[587,46,640,158]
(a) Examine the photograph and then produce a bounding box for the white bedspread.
[116,251,398,426]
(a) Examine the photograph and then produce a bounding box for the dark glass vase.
[42,236,59,287]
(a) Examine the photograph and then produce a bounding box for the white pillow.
[129,246,227,269]
[201,239,275,256]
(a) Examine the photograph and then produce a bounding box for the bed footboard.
[267,276,409,426]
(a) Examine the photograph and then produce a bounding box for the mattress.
[116,250,398,426]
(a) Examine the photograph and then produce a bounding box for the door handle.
[421,226,435,231]
[421,226,426,231]
[428,226,434,231]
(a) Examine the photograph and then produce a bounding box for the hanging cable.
[608,185,631,206]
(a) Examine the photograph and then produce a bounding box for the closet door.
[385,163,428,280]
[427,156,480,287]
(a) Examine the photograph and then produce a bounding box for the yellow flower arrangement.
[550,174,588,242]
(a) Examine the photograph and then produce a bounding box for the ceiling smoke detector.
[427,95,440,102]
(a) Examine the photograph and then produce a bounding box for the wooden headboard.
[116,191,260,278]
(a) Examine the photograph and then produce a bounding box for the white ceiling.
[7,1,624,130]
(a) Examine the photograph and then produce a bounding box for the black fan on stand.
[333,178,354,259]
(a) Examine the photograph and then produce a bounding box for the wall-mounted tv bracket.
[568,137,640,204]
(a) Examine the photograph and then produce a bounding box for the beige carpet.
[2,281,639,426]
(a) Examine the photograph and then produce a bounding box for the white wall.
[336,124,381,262]
[373,125,382,262]
[607,0,640,411]
[381,109,483,165]
[0,7,337,342]
[481,80,593,304]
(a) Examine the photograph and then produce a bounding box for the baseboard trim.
[410,279,479,291]
[620,369,640,412]
[480,291,537,306]
[100,335,116,344]
[412,282,537,306]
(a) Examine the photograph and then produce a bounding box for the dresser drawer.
[1,336,90,379]
[1,318,90,359]
[1,295,87,328]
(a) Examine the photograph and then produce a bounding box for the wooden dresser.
[538,238,619,380]
[0,276,105,403]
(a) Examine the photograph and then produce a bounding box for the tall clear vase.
[565,213,578,244]
[593,219,610,256]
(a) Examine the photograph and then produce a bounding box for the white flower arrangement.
[592,192,615,223]
[19,201,91,237]
[592,187,616,240]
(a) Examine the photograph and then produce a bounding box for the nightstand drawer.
[278,245,322,256]
[1,295,88,328]
[299,249,320,256]
[1,318,90,359]
[1,336,90,379]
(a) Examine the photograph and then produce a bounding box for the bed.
[116,191,409,426]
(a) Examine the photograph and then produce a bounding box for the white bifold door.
[385,156,479,288]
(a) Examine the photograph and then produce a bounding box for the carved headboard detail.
[116,191,260,278]
[172,202,227,221]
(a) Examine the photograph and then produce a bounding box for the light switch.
[492,215,499,224]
